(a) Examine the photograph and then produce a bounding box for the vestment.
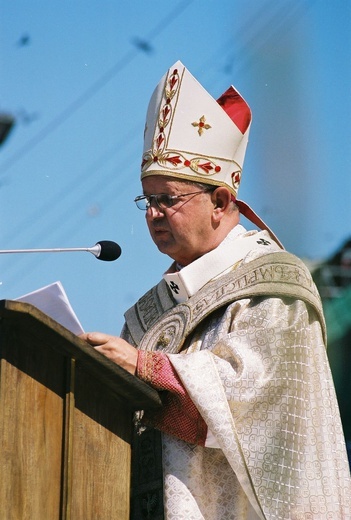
[123,227,351,519]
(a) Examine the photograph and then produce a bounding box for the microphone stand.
[0,245,101,257]
[0,241,121,261]
[0,246,97,254]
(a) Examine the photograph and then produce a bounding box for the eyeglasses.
[134,190,211,211]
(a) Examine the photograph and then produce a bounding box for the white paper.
[16,281,84,335]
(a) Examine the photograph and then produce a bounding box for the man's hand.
[80,332,138,375]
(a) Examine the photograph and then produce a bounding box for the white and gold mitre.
[141,60,251,198]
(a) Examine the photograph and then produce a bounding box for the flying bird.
[16,33,31,47]
[131,37,154,54]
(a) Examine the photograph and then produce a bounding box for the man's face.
[141,176,217,266]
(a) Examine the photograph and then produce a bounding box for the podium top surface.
[0,299,162,411]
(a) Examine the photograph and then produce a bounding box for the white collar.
[163,226,282,303]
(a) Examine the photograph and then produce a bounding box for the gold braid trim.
[126,252,325,355]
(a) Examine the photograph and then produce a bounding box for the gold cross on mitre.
[192,115,211,136]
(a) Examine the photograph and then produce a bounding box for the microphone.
[0,240,122,262]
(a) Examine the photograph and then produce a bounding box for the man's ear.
[211,187,232,213]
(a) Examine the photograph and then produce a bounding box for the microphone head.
[95,241,122,261]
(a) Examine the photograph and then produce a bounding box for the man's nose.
[147,202,165,218]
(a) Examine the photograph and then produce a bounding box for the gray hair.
[182,180,239,212]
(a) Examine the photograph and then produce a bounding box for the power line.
[1,0,314,260]
[0,0,194,176]
[1,0,322,293]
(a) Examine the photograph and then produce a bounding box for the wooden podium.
[0,300,162,520]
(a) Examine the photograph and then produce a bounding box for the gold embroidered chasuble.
[124,234,351,520]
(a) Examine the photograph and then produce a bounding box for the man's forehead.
[142,175,199,192]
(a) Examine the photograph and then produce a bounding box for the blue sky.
[1,0,350,334]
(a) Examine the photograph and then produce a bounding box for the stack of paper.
[16,281,84,335]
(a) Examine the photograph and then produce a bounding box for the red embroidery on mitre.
[217,86,251,134]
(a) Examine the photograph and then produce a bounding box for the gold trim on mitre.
[141,60,251,198]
